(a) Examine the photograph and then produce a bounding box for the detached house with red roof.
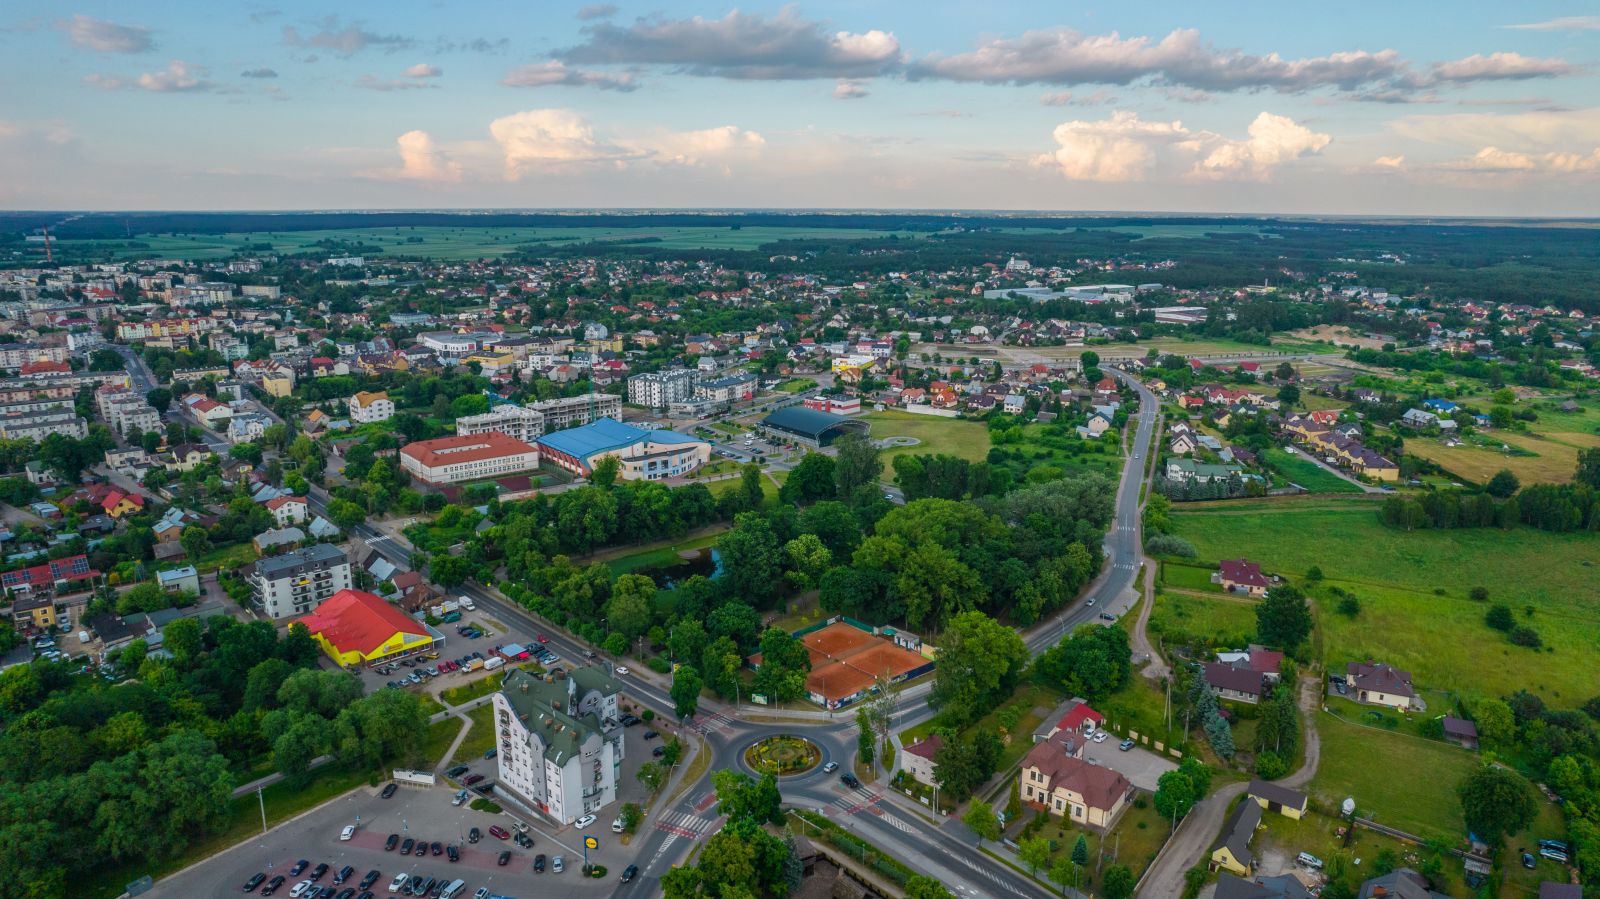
[264,495,309,527]
[1216,559,1271,597]
[1020,729,1135,829]
[297,588,435,668]
[900,735,942,787]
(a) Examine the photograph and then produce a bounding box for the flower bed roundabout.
[743,734,823,777]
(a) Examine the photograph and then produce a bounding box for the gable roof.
[1021,737,1131,811]
[1211,798,1264,869]
[1347,661,1414,698]
[1247,779,1307,811]
[1218,559,1269,588]
[1217,874,1308,899]
[901,735,943,761]
[1206,662,1265,696]
[296,588,428,656]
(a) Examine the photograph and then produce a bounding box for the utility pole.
[257,786,267,834]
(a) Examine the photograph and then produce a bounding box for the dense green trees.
[932,611,1027,726]
[1033,625,1132,702]
[1458,764,1536,846]
[1255,584,1313,652]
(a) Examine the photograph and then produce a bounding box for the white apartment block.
[399,432,541,485]
[455,404,547,444]
[348,391,395,423]
[527,392,621,431]
[248,544,353,619]
[0,343,70,370]
[97,388,162,437]
[0,408,88,442]
[493,668,624,825]
[627,369,699,411]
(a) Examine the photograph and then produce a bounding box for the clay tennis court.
[797,622,932,708]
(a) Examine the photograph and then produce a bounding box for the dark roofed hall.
[761,405,871,447]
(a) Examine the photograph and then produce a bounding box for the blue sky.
[2,2,1597,213]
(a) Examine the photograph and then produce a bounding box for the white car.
[552,855,566,874]
[475,889,491,899]
[575,813,597,829]
[1091,731,1109,743]
[614,666,630,676]
[389,873,409,892]
[339,824,356,841]
[289,881,315,898]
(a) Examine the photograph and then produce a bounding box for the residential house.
[1036,697,1105,741]
[348,390,394,423]
[1216,559,1271,596]
[1215,645,1284,682]
[11,593,57,631]
[1210,798,1264,876]
[1165,458,1243,484]
[900,736,942,787]
[1217,875,1308,899]
[252,526,306,554]
[1400,408,1440,429]
[1345,661,1419,711]
[1019,730,1133,828]
[264,495,309,527]
[156,565,201,595]
[1356,868,1450,899]
[1205,663,1266,704]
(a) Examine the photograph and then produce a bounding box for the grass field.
[861,409,991,463]
[440,669,517,706]
[1407,428,1590,485]
[1166,498,1600,705]
[774,378,817,393]
[992,224,1280,241]
[1311,711,1478,840]
[606,530,724,578]
[1148,590,1258,647]
[50,225,923,262]
[1263,447,1364,493]
[450,705,499,766]
[195,541,259,574]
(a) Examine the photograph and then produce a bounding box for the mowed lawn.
[1263,447,1363,494]
[1149,591,1257,647]
[1311,711,1479,841]
[860,409,991,463]
[1168,498,1600,704]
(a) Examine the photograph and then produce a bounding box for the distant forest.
[5,211,1600,311]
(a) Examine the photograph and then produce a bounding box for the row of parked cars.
[241,860,381,896]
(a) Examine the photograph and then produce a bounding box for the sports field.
[1166,497,1600,705]
[48,225,923,261]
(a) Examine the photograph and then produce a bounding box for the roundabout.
[742,734,823,777]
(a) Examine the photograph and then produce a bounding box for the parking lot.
[1082,733,1178,792]
[153,779,650,898]
[344,606,546,696]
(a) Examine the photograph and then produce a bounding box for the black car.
[513,832,534,848]
[359,870,379,890]
[380,783,398,799]
[333,864,354,884]
[355,893,373,899]
[384,834,399,851]
[652,746,665,758]
[620,714,641,726]
[400,837,415,854]
[621,864,639,883]
[290,860,309,876]
[447,844,460,862]
[498,850,511,866]
[260,875,286,895]
[334,890,355,899]
[468,827,481,844]
[431,840,443,856]
[414,839,428,856]
[533,854,546,872]
[841,772,862,789]
[446,765,470,778]
[242,872,266,892]
[643,729,659,740]
[310,862,329,881]
[1522,851,1537,869]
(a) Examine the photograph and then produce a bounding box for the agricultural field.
[860,409,991,463]
[1407,427,1596,485]
[1263,447,1364,494]
[992,223,1281,241]
[48,225,923,262]
[1166,497,1600,706]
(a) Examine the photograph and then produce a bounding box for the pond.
[632,547,723,589]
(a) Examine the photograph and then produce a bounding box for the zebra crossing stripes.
[654,810,711,839]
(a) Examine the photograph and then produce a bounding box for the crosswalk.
[688,711,735,735]
[654,810,712,839]
[833,786,883,815]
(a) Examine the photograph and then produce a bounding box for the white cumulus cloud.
[1187,112,1332,179]
[489,109,763,177]
[394,130,461,180]
[84,60,212,92]
[1035,110,1329,182]
[1033,110,1191,181]
[834,79,868,99]
[404,63,442,78]
[501,61,637,91]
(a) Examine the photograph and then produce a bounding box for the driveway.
[1084,738,1177,792]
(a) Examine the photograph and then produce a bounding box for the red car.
[437,663,449,673]
[536,634,549,644]
[488,825,510,840]
[464,774,485,785]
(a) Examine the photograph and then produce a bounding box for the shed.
[1442,716,1479,750]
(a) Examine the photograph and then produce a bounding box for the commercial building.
[803,395,862,415]
[247,543,353,620]
[627,369,699,411]
[399,432,541,485]
[297,588,436,668]
[348,390,394,423]
[493,667,624,825]
[760,406,871,448]
[536,417,710,481]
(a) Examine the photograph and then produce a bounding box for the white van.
[483,656,505,671]
[440,879,468,899]
[458,595,476,611]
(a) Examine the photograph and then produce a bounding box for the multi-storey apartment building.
[247,544,353,620]
[627,369,699,411]
[493,667,624,825]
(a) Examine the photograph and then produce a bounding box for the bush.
[1145,534,1197,557]
[1254,752,1289,779]
[1337,593,1361,617]
[642,709,655,722]
[1469,586,1489,602]
[1306,566,1323,582]
[646,656,672,674]
[1509,626,1542,648]
[1485,604,1514,631]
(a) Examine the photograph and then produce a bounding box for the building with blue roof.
[537,417,711,481]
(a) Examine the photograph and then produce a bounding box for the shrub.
[1306,566,1323,582]
[1485,604,1514,631]
[1509,626,1542,648]
[642,709,655,722]
[1254,752,1289,779]
[1145,534,1197,557]
[1469,586,1489,602]
[1337,593,1361,618]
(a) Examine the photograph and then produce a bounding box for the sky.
[1,2,1598,215]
